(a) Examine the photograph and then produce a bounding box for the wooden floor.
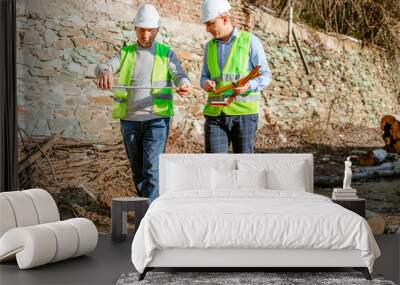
[0,234,398,285]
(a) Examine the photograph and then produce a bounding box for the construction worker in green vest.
[96,4,191,201]
[200,0,272,153]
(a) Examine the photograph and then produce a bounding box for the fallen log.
[315,161,400,187]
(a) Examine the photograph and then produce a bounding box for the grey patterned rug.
[116,271,395,285]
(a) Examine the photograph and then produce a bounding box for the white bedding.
[131,190,380,273]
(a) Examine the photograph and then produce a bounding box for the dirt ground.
[166,123,400,234]
[18,123,400,234]
[167,123,386,177]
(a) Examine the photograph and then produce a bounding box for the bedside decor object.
[112,197,150,242]
[343,156,353,189]
[332,188,358,200]
[332,157,358,200]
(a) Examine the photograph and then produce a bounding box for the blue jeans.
[120,118,170,201]
[205,113,258,153]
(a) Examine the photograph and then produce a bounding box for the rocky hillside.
[16,0,400,234]
[16,0,400,140]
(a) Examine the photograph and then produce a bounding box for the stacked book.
[332,188,358,200]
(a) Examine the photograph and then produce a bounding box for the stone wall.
[16,0,400,141]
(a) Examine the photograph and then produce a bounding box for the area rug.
[116,271,395,285]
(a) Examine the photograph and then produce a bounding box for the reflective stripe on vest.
[111,42,173,119]
[204,31,260,116]
[207,93,260,104]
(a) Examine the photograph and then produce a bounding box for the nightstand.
[332,198,366,218]
[111,197,150,242]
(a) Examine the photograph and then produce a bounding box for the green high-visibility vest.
[203,31,261,116]
[112,42,174,119]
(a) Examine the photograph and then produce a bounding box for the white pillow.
[212,168,237,190]
[167,162,211,191]
[265,161,307,191]
[237,159,308,191]
[236,169,267,189]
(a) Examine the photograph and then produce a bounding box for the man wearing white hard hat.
[200,0,272,153]
[96,4,191,201]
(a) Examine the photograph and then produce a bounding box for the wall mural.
[16,0,400,235]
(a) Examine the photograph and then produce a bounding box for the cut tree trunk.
[381,115,400,153]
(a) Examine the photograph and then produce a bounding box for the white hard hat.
[200,0,232,24]
[133,4,160,29]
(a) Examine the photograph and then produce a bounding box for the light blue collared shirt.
[200,28,272,92]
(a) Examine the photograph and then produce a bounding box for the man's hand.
[202,80,216,92]
[176,84,191,96]
[233,83,249,95]
[97,70,113,90]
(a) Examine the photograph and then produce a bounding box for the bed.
[131,154,381,281]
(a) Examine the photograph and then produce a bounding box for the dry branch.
[18,135,59,173]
